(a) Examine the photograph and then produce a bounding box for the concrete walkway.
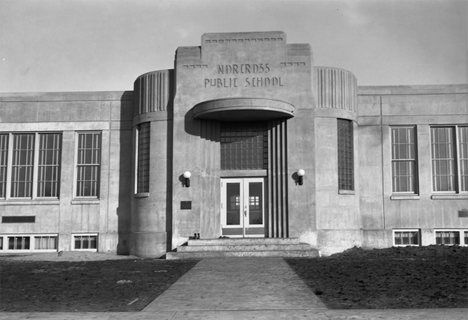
[1,258,466,319]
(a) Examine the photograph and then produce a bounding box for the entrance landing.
[166,238,320,259]
[142,257,327,317]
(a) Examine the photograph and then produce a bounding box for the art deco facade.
[1,32,467,257]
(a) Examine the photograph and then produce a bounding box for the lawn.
[285,245,468,309]
[1,245,467,312]
[0,258,200,312]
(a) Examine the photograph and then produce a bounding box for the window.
[73,234,97,251]
[76,132,101,197]
[34,236,57,250]
[391,127,417,193]
[435,230,460,245]
[337,119,354,191]
[0,133,62,199]
[0,234,58,251]
[8,236,30,250]
[136,123,150,194]
[220,122,268,170]
[0,134,9,198]
[393,229,420,246]
[431,126,467,193]
[37,133,61,197]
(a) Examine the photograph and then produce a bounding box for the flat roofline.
[358,84,467,95]
[0,91,133,102]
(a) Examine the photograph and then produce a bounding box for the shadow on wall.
[116,91,134,255]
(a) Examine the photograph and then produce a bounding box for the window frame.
[434,229,468,246]
[391,126,418,194]
[72,233,98,252]
[74,131,102,199]
[430,125,468,194]
[392,229,420,247]
[135,123,150,195]
[0,234,58,252]
[0,132,62,200]
[337,119,354,192]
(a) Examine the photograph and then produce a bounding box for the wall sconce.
[183,171,191,187]
[297,169,305,185]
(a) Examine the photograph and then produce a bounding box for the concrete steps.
[166,238,320,259]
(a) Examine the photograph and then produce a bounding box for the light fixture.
[183,171,191,187]
[297,169,305,185]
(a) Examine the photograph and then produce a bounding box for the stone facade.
[0,32,467,257]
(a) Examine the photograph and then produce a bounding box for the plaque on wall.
[181,201,192,210]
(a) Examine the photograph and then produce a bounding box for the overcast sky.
[0,0,466,93]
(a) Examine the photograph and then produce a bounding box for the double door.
[221,178,265,237]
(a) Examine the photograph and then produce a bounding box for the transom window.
[220,122,268,170]
[0,133,62,199]
[391,127,417,193]
[431,126,467,192]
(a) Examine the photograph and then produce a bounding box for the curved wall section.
[134,70,174,117]
[315,67,357,113]
[130,69,174,258]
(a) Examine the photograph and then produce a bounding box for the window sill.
[431,194,468,200]
[0,200,60,206]
[134,193,149,198]
[71,199,100,205]
[338,190,355,195]
[390,195,420,200]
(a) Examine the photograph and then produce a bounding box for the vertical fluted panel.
[134,70,174,116]
[267,119,288,238]
[315,67,357,112]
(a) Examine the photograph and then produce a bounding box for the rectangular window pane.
[431,127,455,192]
[460,127,468,192]
[391,127,417,192]
[37,133,61,197]
[76,133,101,197]
[338,119,354,191]
[11,134,34,197]
[137,123,150,193]
[0,134,8,198]
[221,122,268,170]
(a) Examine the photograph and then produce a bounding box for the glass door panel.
[248,182,263,225]
[226,182,241,225]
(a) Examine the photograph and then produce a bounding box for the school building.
[1,32,467,258]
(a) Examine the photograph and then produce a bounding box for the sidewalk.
[1,257,466,319]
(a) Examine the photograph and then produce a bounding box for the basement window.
[34,236,57,250]
[73,234,98,251]
[434,230,465,245]
[8,236,30,250]
[393,229,420,246]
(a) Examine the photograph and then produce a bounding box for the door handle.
[244,209,247,217]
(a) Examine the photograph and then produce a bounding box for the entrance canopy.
[192,98,295,121]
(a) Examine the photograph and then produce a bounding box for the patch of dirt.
[0,257,200,312]
[285,245,468,309]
